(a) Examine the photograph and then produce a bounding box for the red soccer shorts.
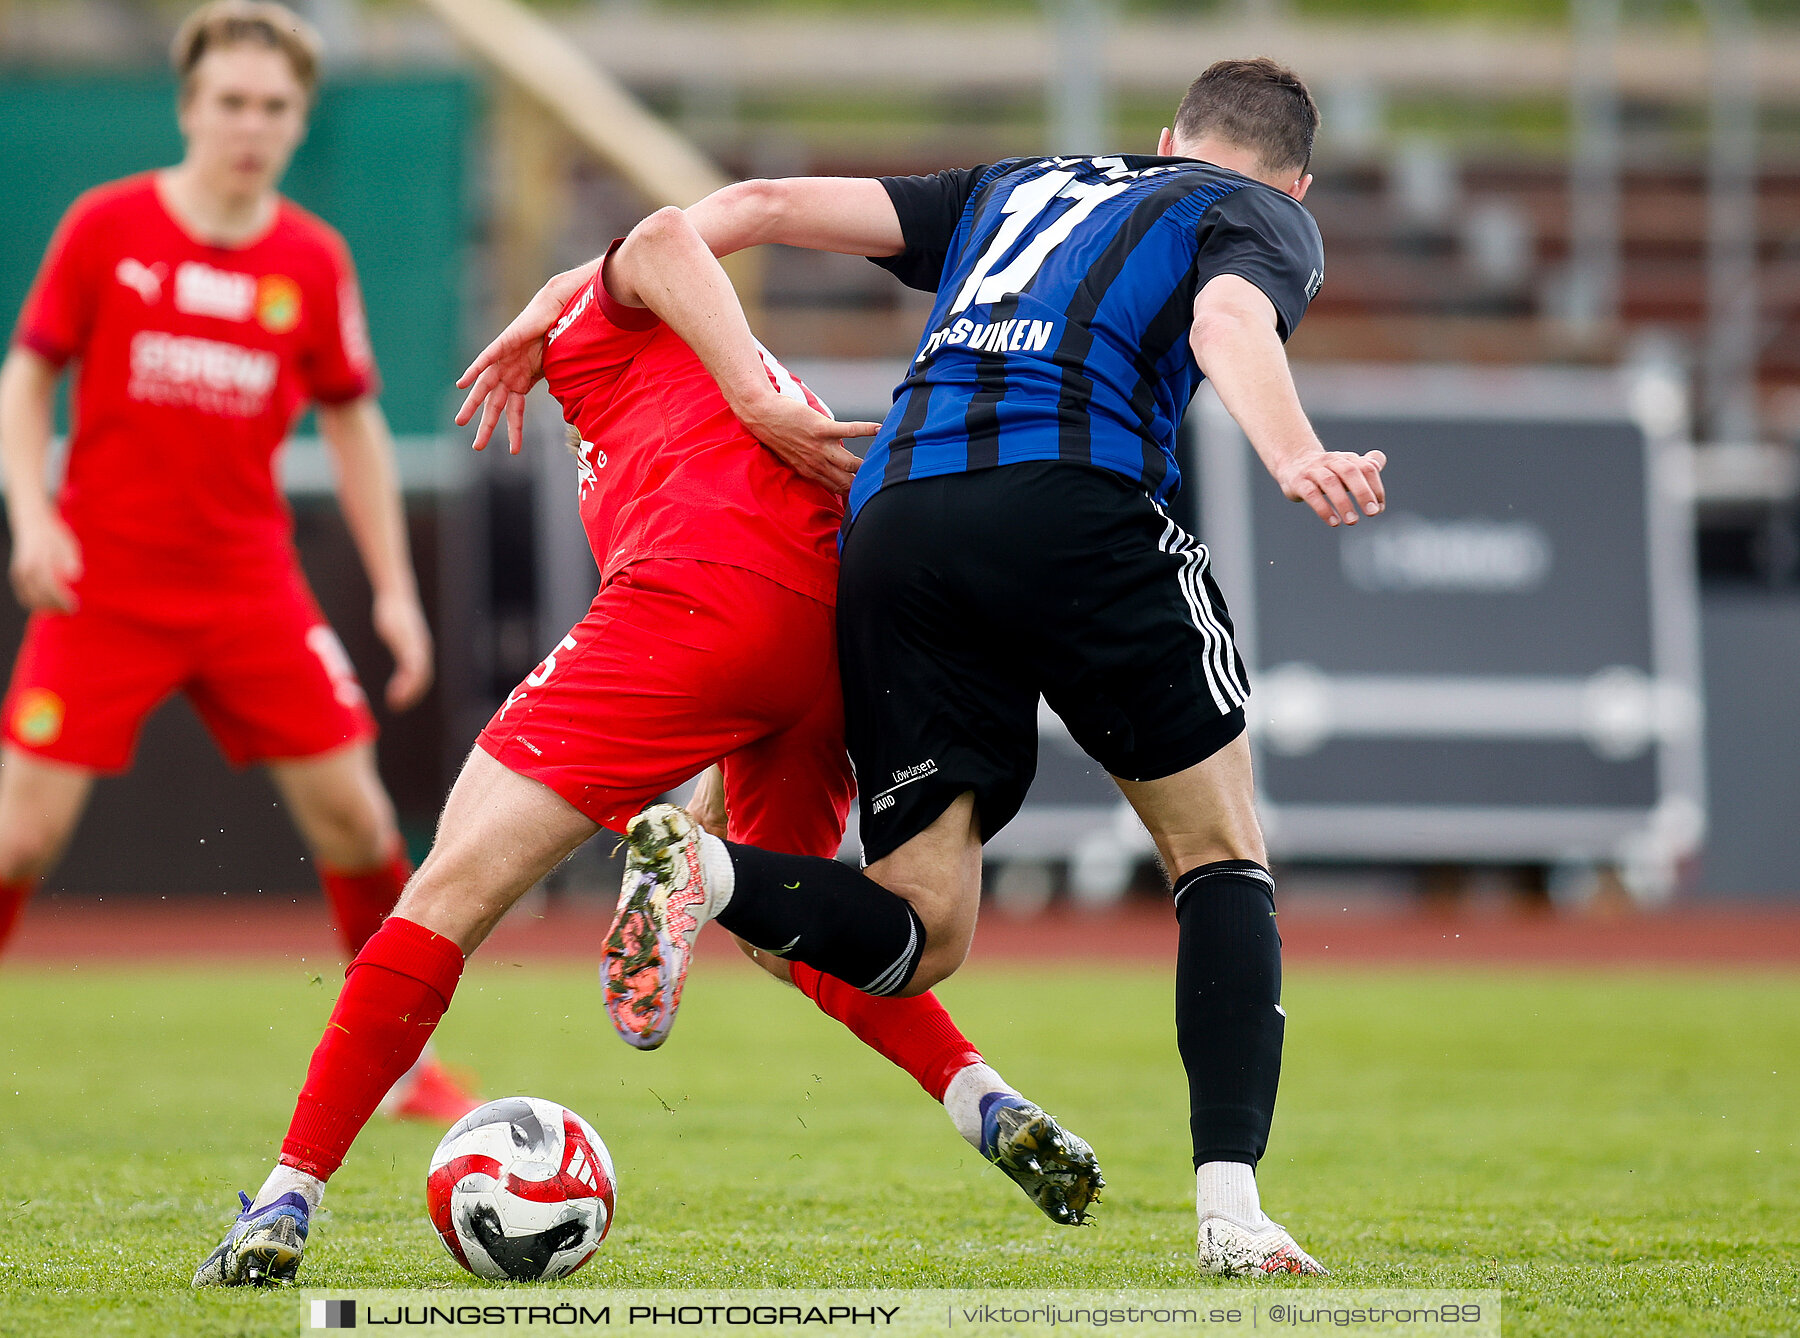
[2,575,377,773]
[478,558,853,859]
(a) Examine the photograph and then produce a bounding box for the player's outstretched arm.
[1191,275,1385,528]
[683,177,906,259]
[455,177,900,458]
[0,347,83,612]
[607,207,880,494]
[454,263,596,457]
[317,396,434,710]
[456,178,899,460]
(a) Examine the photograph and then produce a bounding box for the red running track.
[6,895,1800,967]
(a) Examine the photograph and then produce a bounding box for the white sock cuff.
[943,1062,1012,1151]
[1196,1160,1263,1225]
[943,1061,1006,1108]
[254,1163,326,1214]
[697,830,736,920]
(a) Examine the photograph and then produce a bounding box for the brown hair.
[171,1,323,104]
[1172,58,1318,175]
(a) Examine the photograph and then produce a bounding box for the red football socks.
[280,916,464,1180]
[0,876,34,956]
[789,961,981,1102]
[319,845,413,958]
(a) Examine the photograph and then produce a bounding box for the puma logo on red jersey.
[115,258,167,305]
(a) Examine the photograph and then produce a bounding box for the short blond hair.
[171,1,323,103]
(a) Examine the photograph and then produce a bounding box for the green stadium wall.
[0,70,476,436]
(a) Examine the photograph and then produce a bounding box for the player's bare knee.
[1145,800,1267,879]
[892,963,944,998]
[1158,824,1267,882]
[391,862,490,954]
[896,921,973,995]
[894,952,957,996]
[305,790,398,871]
[866,859,971,935]
[347,810,400,869]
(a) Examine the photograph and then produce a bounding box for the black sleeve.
[1193,186,1325,342]
[867,166,991,292]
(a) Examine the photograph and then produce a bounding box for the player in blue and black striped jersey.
[856,146,1325,528]
[465,57,1388,1276]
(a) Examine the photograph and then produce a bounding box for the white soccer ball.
[426,1096,617,1281]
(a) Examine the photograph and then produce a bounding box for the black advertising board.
[1200,365,1705,896]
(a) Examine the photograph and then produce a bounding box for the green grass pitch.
[1,954,1796,1336]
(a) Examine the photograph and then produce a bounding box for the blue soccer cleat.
[980,1093,1104,1226]
[192,1190,310,1287]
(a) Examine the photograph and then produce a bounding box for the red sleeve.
[303,231,380,405]
[540,239,662,400]
[13,192,108,366]
[593,237,661,335]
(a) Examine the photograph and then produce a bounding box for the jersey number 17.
[948,164,1132,316]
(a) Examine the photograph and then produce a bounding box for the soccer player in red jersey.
[0,2,475,1120]
[194,208,1103,1287]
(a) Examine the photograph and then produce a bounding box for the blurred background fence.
[5,0,1800,908]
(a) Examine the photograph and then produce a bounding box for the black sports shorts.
[838,461,1249,864]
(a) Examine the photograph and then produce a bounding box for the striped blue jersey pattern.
[851,154,1324,525]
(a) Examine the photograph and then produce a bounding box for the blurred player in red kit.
[194,206,1102,1286]
[0,1,475,1121]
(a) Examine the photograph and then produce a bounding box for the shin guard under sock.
[715,842,925,995]
[1173,860,1285,1168]
[789,961,980,1100]
[320,845,413,958]
[0,876,34,956]
[280,917,464,1179]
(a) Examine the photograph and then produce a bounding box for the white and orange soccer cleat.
[1196,1210,1329,1276]
[601,804,716,1050]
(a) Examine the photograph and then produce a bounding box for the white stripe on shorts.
[1154,508,1247,713]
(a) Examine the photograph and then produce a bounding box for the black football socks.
[1173,859,1286,1168]
[715,841,926,996]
